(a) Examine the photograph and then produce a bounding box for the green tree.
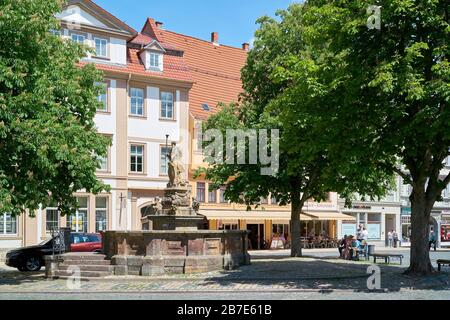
[295,0,450,275]
[0,0,110,217]
[200,3,392,257]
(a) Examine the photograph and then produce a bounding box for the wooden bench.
[437,259,450,271]
[372,253,403,265]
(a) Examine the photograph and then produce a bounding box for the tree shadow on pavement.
[202,258,450,294]
[0,265,46,286]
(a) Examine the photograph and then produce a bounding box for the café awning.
[303,211,356,221]
[198,209,312,221]
[199,209,356,222]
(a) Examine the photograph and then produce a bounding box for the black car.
[5,238,55,272]
[5,232,102,272]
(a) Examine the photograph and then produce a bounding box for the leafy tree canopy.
[0,0,110,216]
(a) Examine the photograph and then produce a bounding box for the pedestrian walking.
[393,230,399,248]
[388,230,393,247]
[429,228,437,251]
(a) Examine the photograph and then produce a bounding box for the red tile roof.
[79,46,193,84]
[145,25,248,119]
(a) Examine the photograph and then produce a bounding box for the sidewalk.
[0,253,449,295]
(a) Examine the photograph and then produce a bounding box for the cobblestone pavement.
[0,248,449,300]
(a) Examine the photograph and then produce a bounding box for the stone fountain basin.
[102,230,250,276]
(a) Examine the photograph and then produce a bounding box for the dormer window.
[149,52,160,68]
[140,40,165,72]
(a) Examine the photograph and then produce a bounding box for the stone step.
[60,253,107,261]
[58,259,112,266]
[58,265,114,272]
[52,270,111,278]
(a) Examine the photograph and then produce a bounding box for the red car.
[70,233,102,252]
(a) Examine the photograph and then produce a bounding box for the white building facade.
[0,0,193,248]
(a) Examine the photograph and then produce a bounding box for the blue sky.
[94,0,295,48]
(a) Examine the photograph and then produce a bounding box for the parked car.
[5,232,102,272]
[70,233,102,252]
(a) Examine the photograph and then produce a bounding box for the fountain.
[102,142,250,276]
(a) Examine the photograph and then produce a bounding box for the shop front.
[401,207,411,246]
[340,204,401,247]
[200,209,354,250]
[441,214,450,246]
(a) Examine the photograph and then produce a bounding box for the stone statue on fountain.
[141,142,204,230]
[167,142,188,188]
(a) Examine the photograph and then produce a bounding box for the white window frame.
[94,37,108,58]
[130,88,145,116]
[67,197,88,233]
[95,197,108,232]
[71,33,85,44]
[130,145,144,173]
[96,82,108,112]
[45,207,60,236]
[149,52,160,68]
[160,91,174,119]
[0,214,17,236]
[97,153,108,172]
[160,145,171,175]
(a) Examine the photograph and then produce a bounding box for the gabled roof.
[139,19,248,119]
[141,40,166,53]
[78,47,193,84]
[63,0,137,36]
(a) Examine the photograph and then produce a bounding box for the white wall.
[56,5,108,28]
[94,79,117,176]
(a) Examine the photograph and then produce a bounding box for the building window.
[95,197,108,232]
[219,223,238,230]
[160,146,171,175]
[130,88,144,116]
[130,145,144,173]
[160,92,174,119]
[67,197,88,233]
[196,182,206,203]
[97,152,108,171]
[45,205,59,235]
[208,187,217,203]
[149,52,159,68]
[219,186,227,203]
[50,29,61,36]
[96,82,107,112]
[367,213,381,239]
[272,224,289,237]
[195,121,203,151]
[0,214,17,235]
[71,33,85,44]
[94,37,108,57]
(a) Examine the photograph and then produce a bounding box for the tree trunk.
[405,190,434,275]
[290,187,303,257]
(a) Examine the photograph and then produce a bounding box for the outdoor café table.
[372,253,403,265]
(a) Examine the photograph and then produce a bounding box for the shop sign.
[401,207,411,215]
[351,205,371,210]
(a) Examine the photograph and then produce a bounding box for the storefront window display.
[441,217,450,242]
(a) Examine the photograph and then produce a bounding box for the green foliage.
[202,2,394,210]
[0,0,110,216]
